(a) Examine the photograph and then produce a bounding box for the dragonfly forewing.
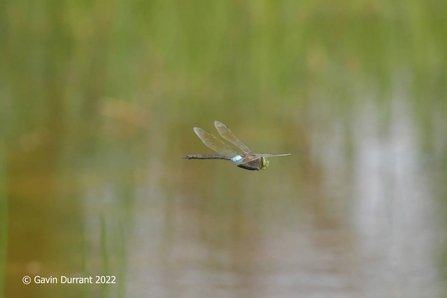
[193,127,241,157]
[214,121,252,154]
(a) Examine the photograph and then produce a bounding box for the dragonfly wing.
[239,154,262,164]
[239,153,290,164]
[257,153,291,158]
[193,127,240,157]
[214,121,252,154]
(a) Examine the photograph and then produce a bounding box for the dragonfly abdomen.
[183,155,231,160]
[230,155,243,163]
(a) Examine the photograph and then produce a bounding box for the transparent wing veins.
[214,121,252,154]
[193,127,240,157]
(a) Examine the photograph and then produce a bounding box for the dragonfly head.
[261,157,269,169]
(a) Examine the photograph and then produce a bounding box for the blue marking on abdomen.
[231,155,243,163]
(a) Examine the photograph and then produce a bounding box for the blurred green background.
[1,0,447,297]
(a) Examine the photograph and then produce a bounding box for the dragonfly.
[183,121,291,171]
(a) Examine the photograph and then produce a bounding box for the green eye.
[262,158,269,169]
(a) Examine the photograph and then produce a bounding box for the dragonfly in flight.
[183,121,290,171]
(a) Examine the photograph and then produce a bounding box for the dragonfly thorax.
[231,155,269,170]
[236,156,268,171]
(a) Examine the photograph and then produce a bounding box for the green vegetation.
[0,142,7,298]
